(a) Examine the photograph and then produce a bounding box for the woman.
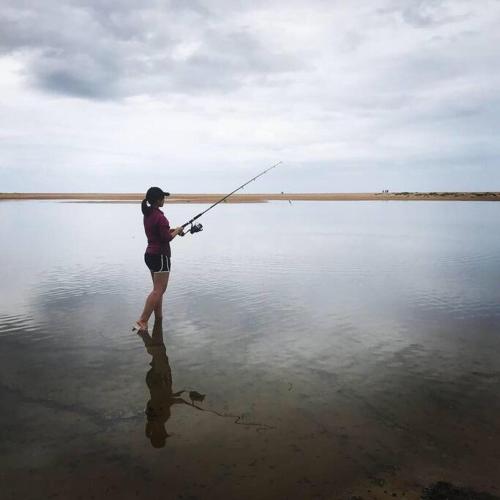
[133,187,184,332]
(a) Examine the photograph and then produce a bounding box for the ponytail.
[141,198,152,216]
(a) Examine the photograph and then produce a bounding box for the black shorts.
[144,253,171,273]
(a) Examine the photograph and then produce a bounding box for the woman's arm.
[169,227,184,239]
[158,215,183,242]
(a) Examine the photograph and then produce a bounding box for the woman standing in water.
[133,187,184,333]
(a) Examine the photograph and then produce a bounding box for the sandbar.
[1,192,499,202]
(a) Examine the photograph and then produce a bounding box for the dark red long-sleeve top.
[144,208,173,257]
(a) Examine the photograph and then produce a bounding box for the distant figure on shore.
[133,187,184,333]
[139,319,188,448]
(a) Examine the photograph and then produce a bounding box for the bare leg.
[137,272,169,330]
[151,271,165,319]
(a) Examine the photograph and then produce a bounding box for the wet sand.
[1,192,500,202]
[1,319,499,500]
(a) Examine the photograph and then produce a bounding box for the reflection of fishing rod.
[180,161,283,235]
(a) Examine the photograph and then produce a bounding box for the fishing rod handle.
[181,213,202,228]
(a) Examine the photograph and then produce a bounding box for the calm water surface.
[0,200,499,499]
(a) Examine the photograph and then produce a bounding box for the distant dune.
[1,192,499,202]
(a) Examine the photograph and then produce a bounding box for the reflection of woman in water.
[140,319,187,448]
[140,322,269,444]
[133,187,184,333]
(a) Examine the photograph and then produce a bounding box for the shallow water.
[0,200,499,499]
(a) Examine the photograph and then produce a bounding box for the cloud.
[1,0,500,191]
[0,0,302,99]
[379,0,471,28]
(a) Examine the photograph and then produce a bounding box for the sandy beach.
[1,192,499,202]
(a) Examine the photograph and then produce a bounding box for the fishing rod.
[180,160,283,235]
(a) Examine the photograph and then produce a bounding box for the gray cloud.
[1,0,500,192]
[400,1,451,27]
[0,0,302,99]
[380,0,471,28]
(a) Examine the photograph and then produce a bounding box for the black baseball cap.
[146,187,170,203]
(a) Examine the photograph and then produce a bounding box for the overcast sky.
[1,0,500,193]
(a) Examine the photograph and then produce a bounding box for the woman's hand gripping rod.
[179,161,283,236]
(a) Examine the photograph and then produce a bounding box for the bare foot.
[132,321,148,333]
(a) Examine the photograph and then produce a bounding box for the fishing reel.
[187,223,203,235]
